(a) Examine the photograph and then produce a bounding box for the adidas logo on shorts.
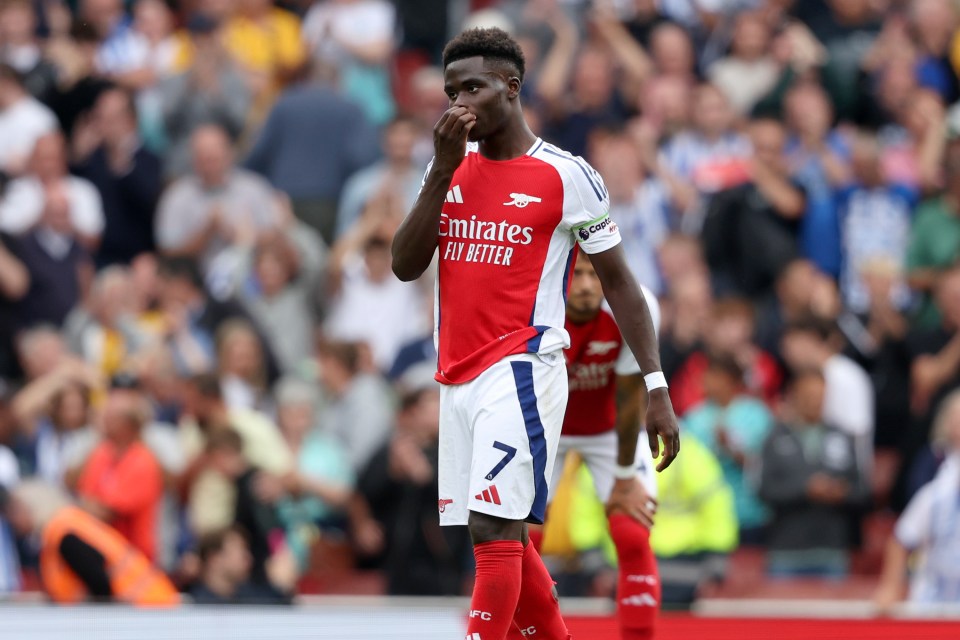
[474,485,501,505]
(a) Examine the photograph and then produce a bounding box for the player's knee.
[468,511,525,545]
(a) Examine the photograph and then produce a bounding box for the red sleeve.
[92,445,163,516]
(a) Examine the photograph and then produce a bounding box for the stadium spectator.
[706,11,780,117]
[11,374,94,486]
[158,13,251,179]
[273,377,353,571]
[759,368,867,578]
[178,373,292,537]
[754,257,839,358]
[243,61,379,244]
[0,0,59,100]
[592,129,669,294]
[71,87,162,267]
[302,0,397,126]
[325,196,427,372]
[216,319,272,415]
[658,83,751,231]
[189,525,293,605]
[782,82,849,279]
[906,142,960,329]
[155,256,280,382]
[315,340,392,474]
[42,22,112,138]
[902,265,960,500]
[75,384,164,560]
[875,389,960,612]
[669,297,782,416]
[780,316,875,480]
[336,116,424,240]
[62,266,146,377]
[351,376,470,595]
[219,219,326,376]
[221,0,305,116]
[0,132,104,248]
[3,479,179,605]
[835,131,917,315]
[0,63,58,177]
[701,118,805,299]
[155,125,279,275]
[682,353,774,543]
[203,427,294,587]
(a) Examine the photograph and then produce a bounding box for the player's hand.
[433,106,476,174]
[606,477,656,529]
[646,388,680,472]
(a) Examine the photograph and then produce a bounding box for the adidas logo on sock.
[446,185,464,203]
[474,485,501,505]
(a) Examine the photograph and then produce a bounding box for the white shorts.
[548,430,659,504]
[438,352,567,526]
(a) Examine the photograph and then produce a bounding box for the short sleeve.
[894,483,934,550]
[561,157,620,254]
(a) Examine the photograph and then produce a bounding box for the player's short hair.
[442,27,526,81]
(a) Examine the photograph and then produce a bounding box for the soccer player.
[391,28,680,640]
[553,255,662,640]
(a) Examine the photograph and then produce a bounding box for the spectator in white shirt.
[875,389,960,612]
[0,132,104,248]
[325,193,427,372]
[781,315,875,481]
[0,63,58,177]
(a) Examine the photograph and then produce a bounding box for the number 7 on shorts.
[485,441,517,481]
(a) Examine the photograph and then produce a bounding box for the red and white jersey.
[427,138,621,385]
[563,288,661,437]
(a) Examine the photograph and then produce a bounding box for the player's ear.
[506,77,522,99]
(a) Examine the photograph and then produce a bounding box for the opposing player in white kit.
[548,255,662,640]
[391,27,679,640]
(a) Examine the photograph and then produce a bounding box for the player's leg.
[439,382,522,640]
[472,354,569,640]
[586,432,660,640]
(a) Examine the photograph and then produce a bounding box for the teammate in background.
[391,27,679,640]
[548,255,661,640]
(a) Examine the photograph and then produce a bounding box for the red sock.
[609,514,660,640]
[467,541,524,640]
[507,541,571,640]
[527,526,544,553]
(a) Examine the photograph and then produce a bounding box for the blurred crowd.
[0,0,959,611]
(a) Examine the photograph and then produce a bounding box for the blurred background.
[1,0,960,635]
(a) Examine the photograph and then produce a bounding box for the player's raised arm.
[591,245,680,471]
[391,106,476,281]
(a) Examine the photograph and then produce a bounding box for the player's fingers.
[436,107,467,136]
[647,428,660,460]
[656,428,679,472]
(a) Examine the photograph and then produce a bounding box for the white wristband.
[644,371,668,392]
[614,464,636,480]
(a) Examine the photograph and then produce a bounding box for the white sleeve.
[560,156,620,254]
[0,179,43,234]
[613,285,660,376]
[71,179,105,237]
[894,483,935,550]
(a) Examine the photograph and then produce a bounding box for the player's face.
[444,56,513,142]
[567,258,604,320]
